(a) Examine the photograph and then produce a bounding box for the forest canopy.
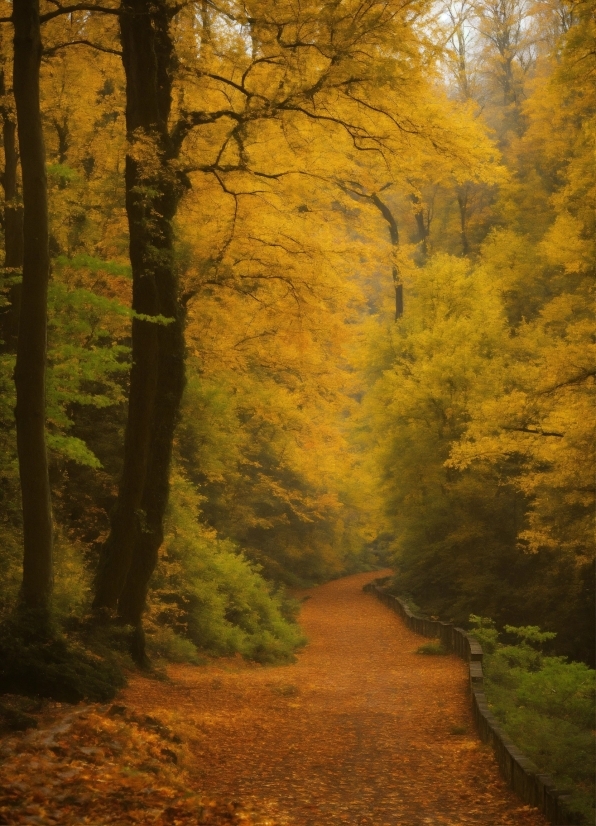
[0,0,593,692]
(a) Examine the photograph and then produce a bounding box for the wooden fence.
[363,580,582,826]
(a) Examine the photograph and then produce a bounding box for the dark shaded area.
[0,614,124,702]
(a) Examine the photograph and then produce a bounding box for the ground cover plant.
[416,640,449,656]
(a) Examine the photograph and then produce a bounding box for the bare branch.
[210,169,266,197]
[276,103,384,151]
[344,91,419,136]
[252,169,289,180]
[539,369,596,395]
[43,39,122,56]
[170,108,241,152]
[505,426,565,438]
[241,55,284,90]
[40,3,120,22]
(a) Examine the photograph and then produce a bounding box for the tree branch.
[276,103,383,151]
[169,109,242,153]
[43,39,122,56]
[540,369,596,395]
[40,3,120,23]
[505,426,565,438]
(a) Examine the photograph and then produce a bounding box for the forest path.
[122,571,547,826]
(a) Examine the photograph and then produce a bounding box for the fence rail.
[363,580,581,826]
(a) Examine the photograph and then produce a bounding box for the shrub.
[0,614,124,703]
[469,617,595,823]
[145,626,203,665]
[52,533,93,621]
[0,524,126,703]
[416,640,448,655]
[147,471,307,664]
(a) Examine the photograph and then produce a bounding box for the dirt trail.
[122,571,548,826]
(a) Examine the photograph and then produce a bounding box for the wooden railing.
[363,580,581,826]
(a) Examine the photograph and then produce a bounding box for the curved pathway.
[123,571,548,825]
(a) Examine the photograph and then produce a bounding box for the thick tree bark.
[12,0,53,612]
[94,0,186,658]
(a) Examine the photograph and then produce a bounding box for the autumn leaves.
[0,0,592,677]
[356,1,595,661]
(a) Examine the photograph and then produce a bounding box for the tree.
[11,0,53,615]
[442,0,478,100]
[355,0,594,663]
[92,0,186,665]
[0,34,24,351]
[340,181,403,319]
[448,3,595,660]
[94,0,489,652]
[475,0,536,138]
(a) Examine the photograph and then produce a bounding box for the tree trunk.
[370,192,403,320]
[94,0,186,658]
[457,186,470,257]
[117,294,185,639]
[12,0,53,613]
[411,193,428,259]
[0,65,25,352]
[394,281,403,320]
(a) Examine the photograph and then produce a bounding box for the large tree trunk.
[12,0,53,613]
[94,0,185,661]
[117,296,185,660]
[0,65,25,352]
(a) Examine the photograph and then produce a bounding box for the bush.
[0,614,125,703]
[0,524,126,703]
[469,617,595,823]
[145,626,203,665]
[52,533,93,621]
[0,528,23,619]
[416,640,448,655]
[0,695,42,733]
[147,471,307,664]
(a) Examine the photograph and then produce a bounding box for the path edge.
[363,579,581,826]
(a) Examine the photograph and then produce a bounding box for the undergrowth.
[416,640,448,655]
[0,463,308,706]
[0,535,127,704]
[147,471,307,664]
[0,613,125,703]
[469,616,595,824]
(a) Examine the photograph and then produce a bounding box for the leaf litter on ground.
[0,572,550,826]
[0,701,262,825]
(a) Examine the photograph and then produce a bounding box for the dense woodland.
[0,0,593,701]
